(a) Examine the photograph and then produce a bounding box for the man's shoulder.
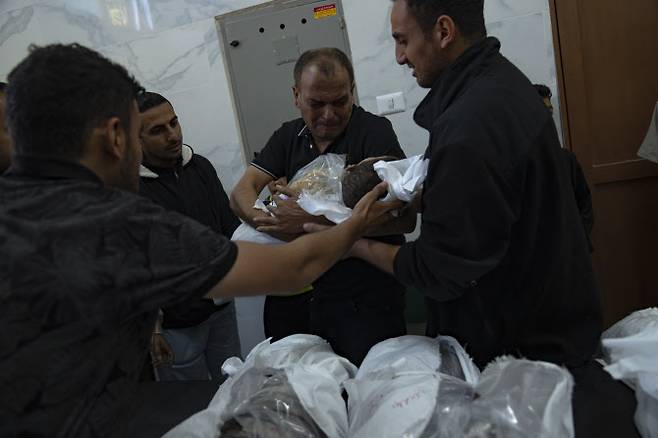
[351,105,393,130]
[1,176,172,230]
[190,153,215,172]
[276,117,307,137]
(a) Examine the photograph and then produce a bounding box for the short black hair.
[137,91,171,113]
[534,84,552,99]
[342,156,397,208]
[293,47,355,87]
[0,82,7,92]
[6,43,143,160]
[398,0,486,41]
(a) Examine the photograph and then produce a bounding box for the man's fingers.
[256,225,284,233]
[377,199,406,212]
[274,185,299,198]
[362,182,389,204]
[303,223,331,234]
[351,182,388,217]
[253,216,279,226]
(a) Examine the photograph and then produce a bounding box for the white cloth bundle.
[638,102,658,164]
[602,308,658,438]
[374,154,429,202]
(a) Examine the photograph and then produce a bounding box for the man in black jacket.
[0,82,10,173]
[0,43,392,437]
[138,92,241,380]
[347,0,602,369]
[339,6,645,435]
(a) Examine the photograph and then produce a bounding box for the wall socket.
[376,91,406,115]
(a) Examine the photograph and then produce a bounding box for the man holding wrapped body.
[231,47,416,365]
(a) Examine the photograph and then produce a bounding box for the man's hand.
[254,194,331,235]
[345,182,404,234]
[364,196,419,236]
[267,177,288,197]
[150,333,174,367]
[352,182,405,230]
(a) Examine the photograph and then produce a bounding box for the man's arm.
[231,167,326,240]
[209,183,394,298]
[205,161,241,237]
[229,165,274,228]
[350,238,401,274]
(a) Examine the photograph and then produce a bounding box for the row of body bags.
[601,307,658,438]
[164,334,574,438]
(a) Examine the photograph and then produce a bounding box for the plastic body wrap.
[462,358,574,438]
[163,335,356,438]
[347,336,479,438]
[287,154,345,201]
[289,154,351,224]
[354,335,479,382]
[602,308,658,438]
[220,368,327,438]
[347,337,573,438]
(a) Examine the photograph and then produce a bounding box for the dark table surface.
[123,361,640,438]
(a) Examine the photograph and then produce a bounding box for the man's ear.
[292,85,301,109]
[101,116,126,160]
[435,15,457,49]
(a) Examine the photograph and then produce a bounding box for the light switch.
[376,92,406,115]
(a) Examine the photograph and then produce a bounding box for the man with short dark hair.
[0,82,12,173]
[334,8,633,436]
[137,92,242,381]
[231,47,415,365]
[348,0,602,369]
[0,43,392,437]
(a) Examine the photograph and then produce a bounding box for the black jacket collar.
[5,155,103,184]
[414,37,502,131]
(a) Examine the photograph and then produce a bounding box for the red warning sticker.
[314,4,337,19]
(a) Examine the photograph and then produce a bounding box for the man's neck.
[143,154,180,170]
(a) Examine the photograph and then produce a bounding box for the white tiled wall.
[0,0,561,355]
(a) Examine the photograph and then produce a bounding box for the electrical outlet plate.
[376,91,406,115]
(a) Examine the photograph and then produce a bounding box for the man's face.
[0,91,11,173]
[293,64,354,144]
[120,101,142,192]
[391,0,448,88]
[139,102,183,166]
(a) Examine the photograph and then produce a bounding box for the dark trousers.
[263,292,312,341]
[310,291,407,366]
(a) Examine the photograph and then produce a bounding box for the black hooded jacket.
[140,145,239,328]
[394,38,602,368]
